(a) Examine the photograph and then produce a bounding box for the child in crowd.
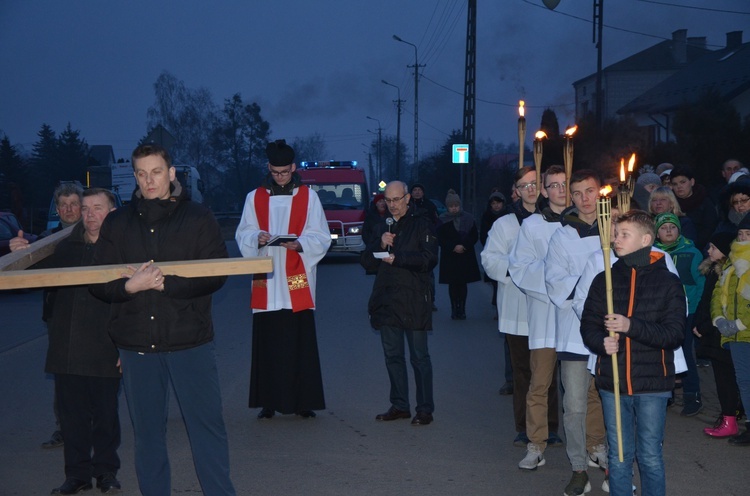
[711,218,750,446]
[581,210,686,496]
[694,231,744,438]
[653,212,705,416]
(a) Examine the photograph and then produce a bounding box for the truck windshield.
[309,184,365,210]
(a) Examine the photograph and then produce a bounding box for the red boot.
[704,415,739,438]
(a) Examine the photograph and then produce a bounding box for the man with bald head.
[361,181,439,426]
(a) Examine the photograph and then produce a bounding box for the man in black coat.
[43,188,121,494]
[92,144,235,496]
[361,181,439,426]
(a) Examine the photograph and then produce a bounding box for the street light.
[366,116,382,186]
[381,79,403,179]
[393,34,423,170]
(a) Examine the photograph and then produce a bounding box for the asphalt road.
[0,243,745,495]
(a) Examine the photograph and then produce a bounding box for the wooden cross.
[0,226,272,291]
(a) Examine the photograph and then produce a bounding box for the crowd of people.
[8,141,750,495]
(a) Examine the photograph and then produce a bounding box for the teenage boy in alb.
[482,166,558,446]
[509,165,568,470]
[544,170,608,495]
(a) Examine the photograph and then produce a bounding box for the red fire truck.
[297,161,369,253]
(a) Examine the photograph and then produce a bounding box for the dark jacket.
[45,222,120,378]
[694,258,733,363]
[676,184,718,250]
[91,185,228,353]
[436,212,481,285]
[362,203,388,247]
[360,205,438,330]
[580,248,686,394]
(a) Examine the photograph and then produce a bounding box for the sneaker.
[513,431,529,447]
[564,471,591,496]
[518,443,545,470]
[546,431,564,447]
[681,397,703,417]
[602,470,609,493]
[41,430,64,449]
[587,444,608,470]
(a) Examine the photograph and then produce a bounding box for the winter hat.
[265,139,295,166]
[655,163,674,176]
[636,172,661,189]
[373,193,385,204]
[654,212,681,233]
[445,189,461,207]
[729,169,750,184]
[710,231,735,257]
[738,214,750,232]
[411,183,426,194]
[489,191,506,203]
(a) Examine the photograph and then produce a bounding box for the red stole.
[251,186,315,312]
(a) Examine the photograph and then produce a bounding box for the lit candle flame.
[519,100,525,118]
[620,159,625,183]
[600,185,613,196]
[565,125,578,137]
[535,131,547,140]
[627,153,636,172]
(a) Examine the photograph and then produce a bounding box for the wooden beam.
[0,257,272,290]
[0,225,75,272]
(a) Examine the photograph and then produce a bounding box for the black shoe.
[729,430,750,446]
[257,408,275,419]
[95,473,121,494]
[411,412,434,425]
[546,431,564,447]
[296,410,317,418]
[51,478,92,494]
[498,382,514,395]
[375,406,411,421]
[42,430,64,449]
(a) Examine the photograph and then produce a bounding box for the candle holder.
[518,101,526,169]
[563,125,577,207]
[597,186,624,463]
[533,131,547,194]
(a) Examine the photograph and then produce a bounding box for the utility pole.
[366,116,382,183]
[393,35,425,175]
[594,0,604,131]
[382,80,404,179]
[462,0,477,214]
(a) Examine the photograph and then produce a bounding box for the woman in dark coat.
[480,190,507,307]
[437,189,481,319]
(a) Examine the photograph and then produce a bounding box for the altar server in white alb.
[236,139,331,420]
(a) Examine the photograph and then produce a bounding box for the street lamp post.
[381,79,403,179]
[393,34,424,172]
[366,116,382,185]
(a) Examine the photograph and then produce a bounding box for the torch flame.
[620,159,625,183]
[600,185,613,196]
[535,131,547,140]
[628,153,636,172]
[519,100,525,118]
[565,125,578,137]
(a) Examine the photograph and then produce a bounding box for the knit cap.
[636,172,661,189]
[489,191,506,203]
[654,212,681,233]
[445,189,461,207]
[710,231,735,257]
[655,163,674,176]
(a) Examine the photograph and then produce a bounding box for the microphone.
[385,217,394,253]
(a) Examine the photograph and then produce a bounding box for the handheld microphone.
[385,217,394,253]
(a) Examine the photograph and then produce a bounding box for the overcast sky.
[1,0,747,165]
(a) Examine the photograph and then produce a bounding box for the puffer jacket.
[580,249,686,394]
[91,184,228,352]
[360,204,438,331]
[710,241,750,348]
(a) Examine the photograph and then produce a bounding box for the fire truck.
[297,161,368,253]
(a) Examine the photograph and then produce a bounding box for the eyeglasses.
[732,197,750,207]
[545,182,566,190]
[270,169,292,177]
[384,194,408,204]
[516,182,536,191]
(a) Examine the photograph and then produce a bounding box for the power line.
[635,0,750,15]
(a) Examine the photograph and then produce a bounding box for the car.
[0,212,38,256]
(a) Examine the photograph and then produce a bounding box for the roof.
[88,145,115,166]
[618,42,750,114]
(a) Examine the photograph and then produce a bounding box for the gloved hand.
[716,318,740,337]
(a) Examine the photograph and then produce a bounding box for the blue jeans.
[728,341,750,422]
[600,390,667,496]
[120,342,235,496]
[379,326,434,414]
